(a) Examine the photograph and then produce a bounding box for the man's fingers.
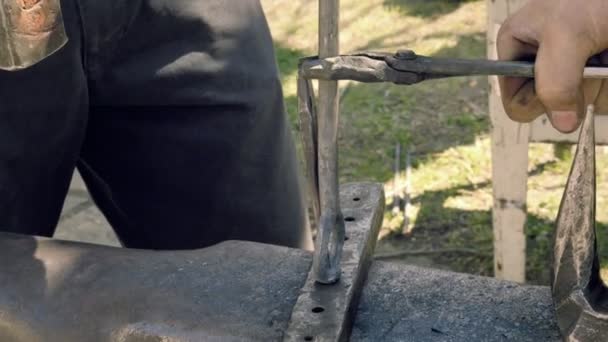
[497,20,544,122]
[495,0,608,129]
[535,29,595,133]
[499,80,545,122]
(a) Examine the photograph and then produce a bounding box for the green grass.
[262,0,608,284]
[383,0,481,18]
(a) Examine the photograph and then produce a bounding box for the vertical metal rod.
[403,147,412,234]
[312,0,344,284]
[298,75,320,232]
[392,142,402,216]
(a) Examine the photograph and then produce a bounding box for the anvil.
[0,183,564,341]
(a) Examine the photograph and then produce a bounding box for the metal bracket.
[299,49,608,341]
[285,183,385,342]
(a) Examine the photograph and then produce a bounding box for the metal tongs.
[300,50,608,84]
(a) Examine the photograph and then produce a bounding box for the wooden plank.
[488,0,529,282]
[530,115,608,144]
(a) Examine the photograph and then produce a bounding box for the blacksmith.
[0,0,312,250]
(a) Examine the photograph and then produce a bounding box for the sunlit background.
[262,0,608,285]
[55,0,608,285]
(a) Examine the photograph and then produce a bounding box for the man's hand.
[497,0,608,132]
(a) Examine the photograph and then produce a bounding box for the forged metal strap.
[552,106,608,341]
[0,0,68,71]
[298,73,321,231]
[285,183,384,342]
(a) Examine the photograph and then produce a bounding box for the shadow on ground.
[375,161,608,285]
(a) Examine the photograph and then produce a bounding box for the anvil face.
[0,234,313,341]
[0,183,383,342]
[0,172,598,341]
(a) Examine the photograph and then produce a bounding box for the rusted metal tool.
[0,0,68,71]
[552,106,608,341]
[299,49,608,341]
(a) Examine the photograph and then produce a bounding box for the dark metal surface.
[285,183,385,342]
[0,181,583,341]
[0,182,384,342]
[352,262,561,341]
[552,106,608,341]
[0,235,312,342]
[0,0,68,71]
[386,50,535,79]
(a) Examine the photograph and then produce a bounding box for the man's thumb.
[535,30,593,133]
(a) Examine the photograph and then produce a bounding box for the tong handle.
[387,50,608,79]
